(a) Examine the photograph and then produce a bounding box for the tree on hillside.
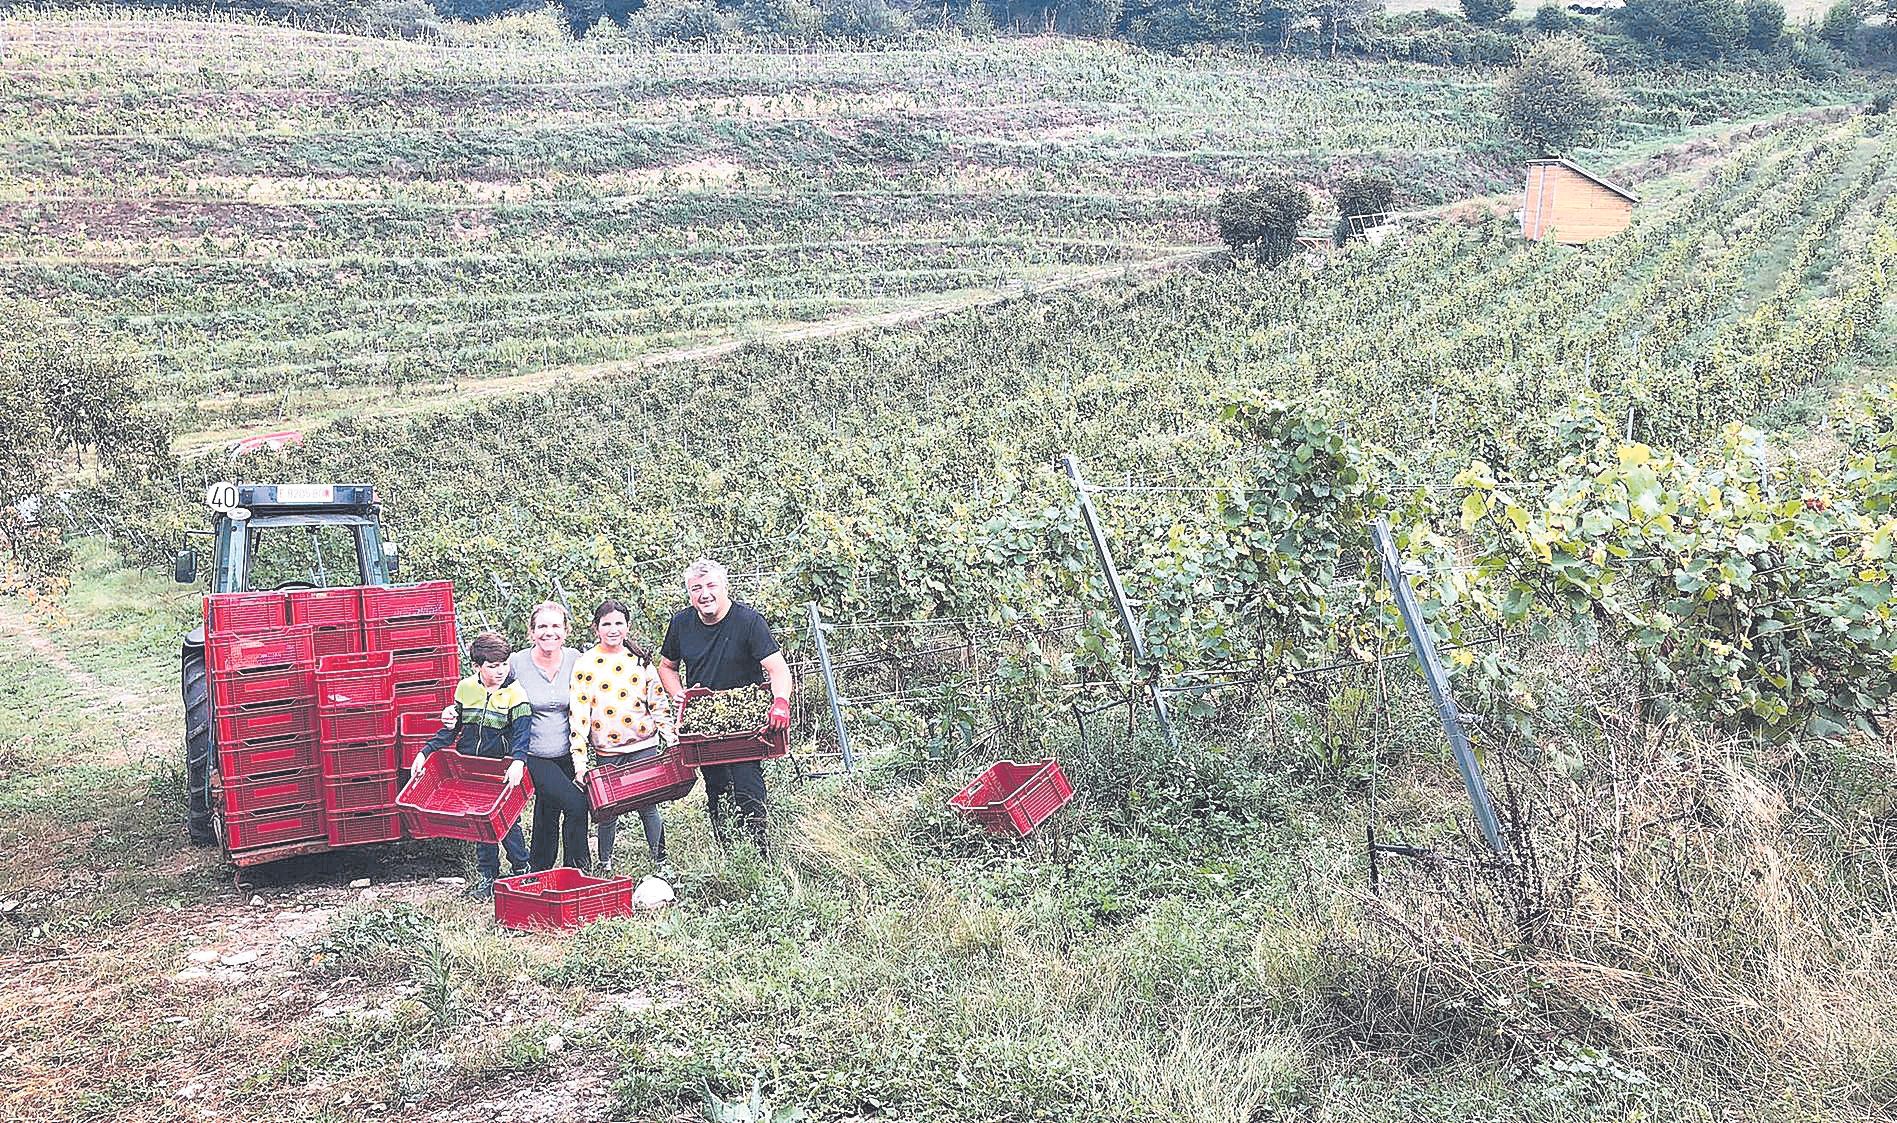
[1613,0,1746,58]
[1818,0,1860,49]
[1462,0,1516,25]
[1741,0,1784,49]
[1496,35,1611,155]
[1216,177,1313,265]
[1532,3,1575,31]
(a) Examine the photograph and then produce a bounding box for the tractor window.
[246,524,365,590]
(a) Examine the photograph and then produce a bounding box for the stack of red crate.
[364,582,461,724]
[205,593,326,852]
[314,650,403,845]
[289,587,365,661]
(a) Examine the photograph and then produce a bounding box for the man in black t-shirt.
[658,557,792,852]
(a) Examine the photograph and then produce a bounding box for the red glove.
[767,697,791,731]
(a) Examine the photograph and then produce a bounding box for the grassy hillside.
[3,13,1895,1123]
[0,11,1851,441]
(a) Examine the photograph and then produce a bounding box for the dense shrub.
[1613,0,1745,58]
[1331,169,1397,243]
[737,0,821,39]
[1531,2,1574,31]
[1215,176,1313,265]
[1460,0,1514,25]
[822,0,911,39]
[1740,0,1782,50]
[1496,34,1612,154]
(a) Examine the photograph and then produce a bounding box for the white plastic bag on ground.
[633,875,675,911]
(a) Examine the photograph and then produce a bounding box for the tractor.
[173,482,413,855]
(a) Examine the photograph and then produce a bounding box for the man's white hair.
[683,558,728,588]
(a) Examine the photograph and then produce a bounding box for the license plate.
[275,484,334,504]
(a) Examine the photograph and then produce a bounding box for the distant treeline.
[21,0,1897,71]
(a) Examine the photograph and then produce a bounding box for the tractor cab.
[175,482,399,595]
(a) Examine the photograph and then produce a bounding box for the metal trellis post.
[806,601,855,774]
[1370,517,1504,855]
[1060,453,1179,752]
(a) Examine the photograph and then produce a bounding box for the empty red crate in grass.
[204,591,290,636]
[214,699,312,747]
[398,712,445,766]
[220,735,316,778]
[326,808,403,847]
[221,769,322,817]
[584,750,697,821]
[674,687,789,767]
[397,748,533,844]
[367,615,457,655]
[493,868,634,933]
[208,626,313,675]
[361,581,454,622]
[225,804,325,851]
[950,759,1074,839]
[318,706,395,744]
[212,667,315,712]
[324,771,399,814]
[287,587,362,627]
[319,739,397,778]
[315,650,393,709]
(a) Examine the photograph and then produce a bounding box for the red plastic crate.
[214,699,312,747]
[311,624,364,661]
[393,680,456,723]
[674,687,789,767]
[287,587,362,627]
[396,748,533,844]
[225,803,325,851]
[390,651,459,691]
[360,581,454,622]
[220,735,316,778]
[324,771,399,814]
[221,769,322,816]
[319,739,397,778]
[315,650,394,709]
[317,706,395,744]
[211,667,315,712]
[493,868,634,932]
[398,711,446,765]
[950,759,1074,839]
[208,626,313,675]
[204,592,290,636]
[325,808,403,847]
[367,616,457,655]
[583,749,697,821]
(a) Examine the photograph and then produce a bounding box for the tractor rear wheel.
[183,637,216,846]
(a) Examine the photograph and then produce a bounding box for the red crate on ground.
[950,759,1074,839]
[317,706,395,744]
[326,809,403,846]
[221,769,322,816]
[319,739,397,778]
[674,687,789,767]
[220,736,316,778]
[208,627,313,675]
[493,868,634,932]
[584,749,696,821]
[324,771,399,814]
[360,581,454,622]
[397,748,533,844]
[398,711,446,767]
[287,587,362,628]
[315,650,393,709]
[214,699,312,747]
[204,592,290,636]
[212,667,315,713]
[226,804,325,851]
[311,625,363,661]
[367,616,457,655]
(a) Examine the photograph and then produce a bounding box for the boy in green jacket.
[413,631,531,898]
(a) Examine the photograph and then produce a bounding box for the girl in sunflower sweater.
[569,598,676,876]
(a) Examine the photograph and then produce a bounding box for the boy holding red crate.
[414,631,531,898]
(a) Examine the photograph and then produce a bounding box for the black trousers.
[526,753,592,871]
[702,760,767,853]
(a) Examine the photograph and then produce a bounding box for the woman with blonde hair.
[508,601,592,871]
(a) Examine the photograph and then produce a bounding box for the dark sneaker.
[467,878,495,900]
